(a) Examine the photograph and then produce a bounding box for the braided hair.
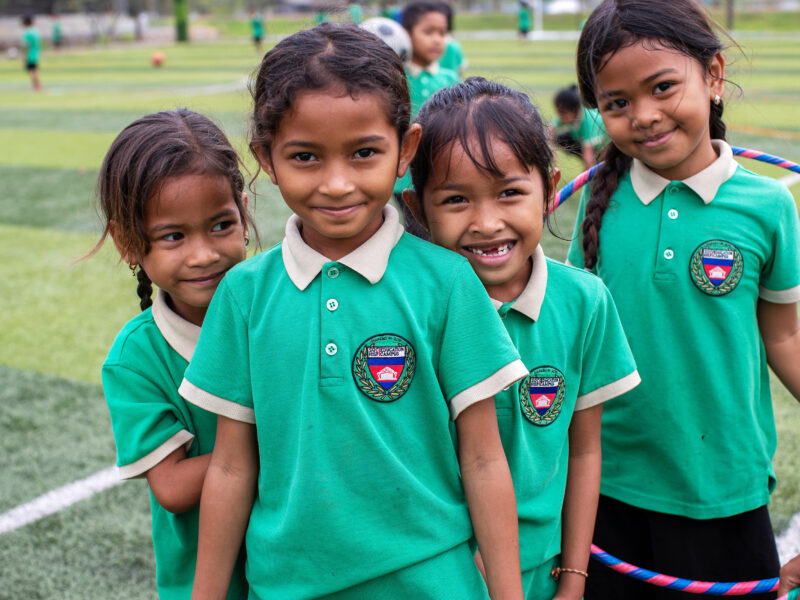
[576,0,727,269]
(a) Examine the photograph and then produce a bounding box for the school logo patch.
[353,334,416,402]
[519,366,565,426]
[689,239,743,296]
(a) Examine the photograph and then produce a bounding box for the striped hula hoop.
[551,146,800,213]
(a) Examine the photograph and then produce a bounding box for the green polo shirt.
[491,247,639,579]
[553,107,607,153]
[567,140,800,519]
[440,37,466,78]
[394,62,459,196]
[102,290,247,600]
[181,205,528,599]
[22,27,40,63]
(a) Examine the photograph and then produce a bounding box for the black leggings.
[586,495,779,600]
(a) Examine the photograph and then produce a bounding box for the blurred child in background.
[21,15,41,91]
[549,84,607,170]
[395,0,459,237]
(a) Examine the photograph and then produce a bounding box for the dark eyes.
[354,148,376,159]
[654,81,673,94]
[211,220,235,232]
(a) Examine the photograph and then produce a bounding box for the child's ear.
[707,51,726,98]
[397,123,422,178]
[253,146,278,185]
[401,189,428,230]
[108,220,139,266]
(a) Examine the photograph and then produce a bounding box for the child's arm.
[757,299,800,400]
[779,554,800,597]
[456,397,523,600]
[553,404,603,600]
[192,416,258,600]
[145,448,211,514]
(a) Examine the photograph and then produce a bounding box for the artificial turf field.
[1,18,799,598]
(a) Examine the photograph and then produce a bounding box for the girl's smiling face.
[136,173,248,326]
[416,138,557,303]
[594,42,725,181]
[259,88,418,260]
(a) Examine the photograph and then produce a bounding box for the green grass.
[0,30,798,598]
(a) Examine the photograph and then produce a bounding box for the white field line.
[780,172,800,188]
[0,465,120,535]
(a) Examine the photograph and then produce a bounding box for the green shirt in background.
[102,291,247,600]
[567,141,800,519]
[440,37,466,78]
[553,106,608,152]
[250,15,263,38]
[22,27,40,63]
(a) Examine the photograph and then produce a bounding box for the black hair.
[22,15,34,26]
[401,1,448,32]
[249,22,410,163]
[554,84,581,113]
[410,76,555,223]
[437,1,454,32]
[92,109,253,311]
[576,0,727,270]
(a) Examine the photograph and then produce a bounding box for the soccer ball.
[361,17,411,63]
[151,51,165,67]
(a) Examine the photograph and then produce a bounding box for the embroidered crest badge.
[353,334,416,402]
[519,366,565,426]
[690,239,743,296]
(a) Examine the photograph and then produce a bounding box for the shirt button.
[668,209,679,219]
[669,187,678,194]
[326,298,339,311]
[664,249,674,260]
[325,343,337,356]
[326,266,340,279]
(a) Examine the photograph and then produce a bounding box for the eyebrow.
[432,175,527,191]
[148,208,239,235]
[280,134,389,149]
[603,68,678,97]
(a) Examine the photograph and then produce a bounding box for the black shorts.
[25,60,38,71]
[586,495,779,600]
[253,34,262,42]
[519,27,529,35]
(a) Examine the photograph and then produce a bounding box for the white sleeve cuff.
[117,430,194,480]
[450,359,529,419]
[575,370,641,411]
[759,284,800,303]
[179,379,256,424]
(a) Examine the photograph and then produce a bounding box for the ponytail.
[582,143,632,270]
[136,268,153,311]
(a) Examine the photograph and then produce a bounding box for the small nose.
[186,236,220,267]
[631,100,661,129]
[319,163,356,198]
[469,203,504,236]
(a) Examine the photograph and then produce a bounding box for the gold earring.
[129,263,138,277]
[244,234,250,246]
[714,94,721,105]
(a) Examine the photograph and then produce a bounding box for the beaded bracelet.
[550,566,589,581]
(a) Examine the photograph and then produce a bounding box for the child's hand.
[779,554,800,597]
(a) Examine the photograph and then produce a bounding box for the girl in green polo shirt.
[404,76,641,600]
[182,23,527,600]
[94,109,252,599]
[569,1,800,598]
